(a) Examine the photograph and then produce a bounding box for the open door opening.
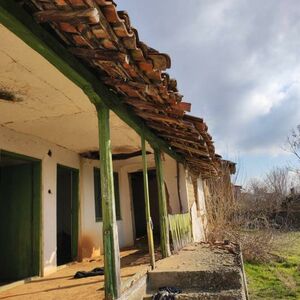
[0,151,41,285]
[56,165,79,266]
[130,170,160,243]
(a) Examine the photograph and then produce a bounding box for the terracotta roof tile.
[27,0,221,177]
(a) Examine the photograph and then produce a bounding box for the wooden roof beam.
[35,8,100,24]
[170,142,209,157]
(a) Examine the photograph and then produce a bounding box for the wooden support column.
[97,104,121,300]
[154,148,171,258]
[141,136,156,269]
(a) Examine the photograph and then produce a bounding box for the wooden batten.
[160,133,205,146]
[69,47,129,64]
[125,98,185,117]
[135,110,184,126]
[172,102,191,112]
[170,142,209,157]
[35,8,100,24]
[147,122,200,139]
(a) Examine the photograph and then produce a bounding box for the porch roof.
[9,0,220,178]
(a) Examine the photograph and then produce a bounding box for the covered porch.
[0,1,221,299]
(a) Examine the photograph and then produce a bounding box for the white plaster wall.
[197,177,208,240]
[79,157,142,259]
[190,202,204,242]
[188,174,208,243]
[0,127,197,274]
[79,153,186,258]
[162,155,181,214]
[179,165,189,213]
[0,127,80,276]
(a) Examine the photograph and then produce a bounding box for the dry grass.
[204,170,275,263]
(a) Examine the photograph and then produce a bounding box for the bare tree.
[286,125,300,162]
[248,178,267,195]
[264,167,288,196]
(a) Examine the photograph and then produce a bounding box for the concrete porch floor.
[0,248,161,300]
[131,243,248,299]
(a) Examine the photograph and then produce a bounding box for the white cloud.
[118,0,300,157]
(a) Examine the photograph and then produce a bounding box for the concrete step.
[148,269,242,292]
[144,289,244,300]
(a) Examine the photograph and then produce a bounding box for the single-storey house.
[0,1,225,299]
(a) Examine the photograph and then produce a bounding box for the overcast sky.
[118,0,300,183]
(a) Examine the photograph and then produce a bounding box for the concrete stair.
[143,290,244,300]
[143,269,246,299]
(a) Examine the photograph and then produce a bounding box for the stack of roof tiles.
[26,0,221,178]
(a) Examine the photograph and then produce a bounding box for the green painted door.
[0,158,40,283]
[56,165,79,266]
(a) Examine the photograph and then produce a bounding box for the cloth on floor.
[152,287,182,300]
[74,267,104,279]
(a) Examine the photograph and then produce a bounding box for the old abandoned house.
[0,1,239,299]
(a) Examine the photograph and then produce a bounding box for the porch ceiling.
[0,24,144,154]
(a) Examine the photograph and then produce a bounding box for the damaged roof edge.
[0,1,184,163]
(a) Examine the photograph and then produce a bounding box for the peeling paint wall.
[79,153,190,259]
[0,125,207,277]
[79,156,142,258]
[0,126,80,276]
[185,171,207,243]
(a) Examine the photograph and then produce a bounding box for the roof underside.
[18,0,221,178]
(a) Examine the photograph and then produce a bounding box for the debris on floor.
[74,267,104,279]
[152,287,182,300]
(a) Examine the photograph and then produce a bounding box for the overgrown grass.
[245,231,300,299]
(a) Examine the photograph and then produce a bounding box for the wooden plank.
[34,8,100,24]
[0,2,184,165]
[97,104,121,299]
[159,133,205,146]
[154,148,171,258]
[69,47,129,64]
[170,141,209,157]
[141,136,156,269]
[125,97,166,111]
[172,102,191,112]
[147,120,199,136]
[135,110,185,126]
[125,98,185,116]
[148,123,200,141]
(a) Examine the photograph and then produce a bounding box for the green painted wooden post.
[97,104,121,300]
[141,136,156,269]
[154,148,171,258]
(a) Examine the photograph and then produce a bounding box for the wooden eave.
[0,0,221,176]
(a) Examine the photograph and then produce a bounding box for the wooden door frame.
[128,167,156,241]
[56,164,79,262]
[0,149,42,277]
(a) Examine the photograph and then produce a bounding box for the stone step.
[144,289,244,300]
[148,269,242,292]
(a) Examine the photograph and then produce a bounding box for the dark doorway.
[56,165,79,266]
[0,151,41,284]
[130,170,160,240]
